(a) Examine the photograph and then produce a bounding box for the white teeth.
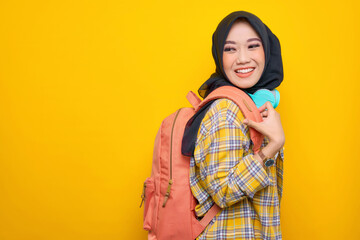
[235,68,254,73]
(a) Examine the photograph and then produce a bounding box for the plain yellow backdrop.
[1,0,359,239]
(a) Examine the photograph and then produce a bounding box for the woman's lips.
[234,67,255,78]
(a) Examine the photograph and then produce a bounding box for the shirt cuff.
[234,154,270,199]
[275,146,285,160]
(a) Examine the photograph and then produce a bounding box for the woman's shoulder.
[195,98,249,144]
[202,98,245,128]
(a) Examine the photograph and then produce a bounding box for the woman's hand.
[243,101,285,161]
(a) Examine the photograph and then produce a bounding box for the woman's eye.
[224,47,236,52]
[249,44,260,49]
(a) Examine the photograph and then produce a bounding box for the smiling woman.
[183,11,286,239]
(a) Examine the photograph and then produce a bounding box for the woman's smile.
[234,67,255,78]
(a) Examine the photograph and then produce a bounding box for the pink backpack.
[140,86,264,240]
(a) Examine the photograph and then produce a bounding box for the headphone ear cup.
[250,89,278,108]
[270,89,280,108]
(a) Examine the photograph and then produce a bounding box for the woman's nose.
[236,50,250,64]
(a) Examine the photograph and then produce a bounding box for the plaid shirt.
[190,98,284,240]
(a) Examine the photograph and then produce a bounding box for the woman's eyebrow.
[247,38,261,42]
[225,38,261,44]
[225,40,237,44]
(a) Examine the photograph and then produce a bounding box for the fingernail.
[243,119,248,124]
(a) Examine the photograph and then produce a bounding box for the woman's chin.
[230,79,258,89]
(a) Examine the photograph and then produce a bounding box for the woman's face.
[222,20,265,89]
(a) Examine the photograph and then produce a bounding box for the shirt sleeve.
[194,99,270,208]
[276,147,285,204]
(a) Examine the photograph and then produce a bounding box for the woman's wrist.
[261,141,281,159]
[253,139,284,167]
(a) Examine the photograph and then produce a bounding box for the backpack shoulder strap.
[186,91,202,108]
[195,86,264,153]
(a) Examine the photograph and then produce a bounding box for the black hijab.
[181,11,284,157]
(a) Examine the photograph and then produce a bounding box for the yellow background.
[1,0,359,239]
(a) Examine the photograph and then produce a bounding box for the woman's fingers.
[246,101,284,146]
[259,101,271,112]
[265,101,275,111]
[258,104,267,112]
[243,119,263,133]
[259,101,274,114]
[261,110,268,118]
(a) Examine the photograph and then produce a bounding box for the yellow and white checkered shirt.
[190,98,284,240]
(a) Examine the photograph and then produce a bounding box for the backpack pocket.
[142,177,155,231]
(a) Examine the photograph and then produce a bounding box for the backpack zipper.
[162,108,182,207]
[139,182,146,208]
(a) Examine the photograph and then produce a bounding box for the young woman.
[182,11,285,239]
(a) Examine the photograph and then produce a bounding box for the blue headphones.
[248,89,280,109]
